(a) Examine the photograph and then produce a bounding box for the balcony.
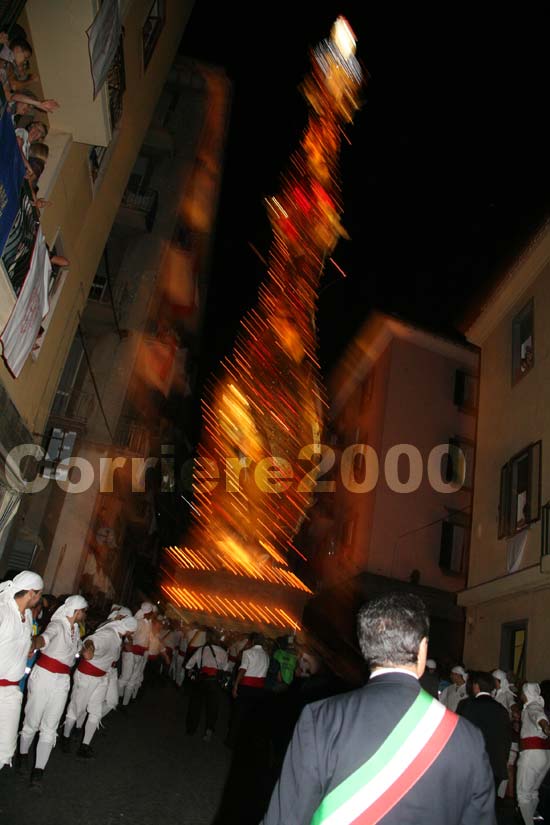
[115,415,151,457]
[117,187,159,233]
[26,0,124,147]
[48,389,95,435]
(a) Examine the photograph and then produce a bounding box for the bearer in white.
[62,615,137,757]
[100,605,133,719]
[0,570,43,771]
[19,594,88,785]
[119,602,154,705]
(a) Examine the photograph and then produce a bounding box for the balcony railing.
[49,390,95,433]
[119,187,159,232]
[107,36,126,132]
[115,415,150,455]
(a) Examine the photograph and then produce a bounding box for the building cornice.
[466,221,550,345]
[457,562,550,607]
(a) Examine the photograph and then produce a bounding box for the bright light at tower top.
[331,16,356,60]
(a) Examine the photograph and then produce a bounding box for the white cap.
[452,665,468,680]
[426,659,437,670]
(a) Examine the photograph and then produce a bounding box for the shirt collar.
[370,667,419,681]
[475,691,492,698]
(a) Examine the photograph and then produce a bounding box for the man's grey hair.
[357,592,429,667]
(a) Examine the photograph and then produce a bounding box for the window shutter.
[454,370,465,407]
[498,463,511,539]
[526,441,542,524]
[439,521,454,569]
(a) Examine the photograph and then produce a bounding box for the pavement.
[0,677,232,825]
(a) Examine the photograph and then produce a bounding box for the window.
[88,38,125,190]
[542,501,550,557]
[454,369,478,413]
[512,299,534,384]
[89,254,109,302]
[32,233,70,359]
[340,513,357,550]
[500,621,527,681]
[142,0,165,69]
[359,370,374,411]
[439,520,467,574]
[41,428,77,481]
[445,436,475,490]
[498,441,542,538]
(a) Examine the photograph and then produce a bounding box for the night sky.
[179,2,550,386]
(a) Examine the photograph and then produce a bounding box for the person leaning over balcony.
[0,570,44,772]
[15,119,48,160]
[516,682,550,825]
[260,592,496,825]
[7,88,59,128]
[0,35,35,96]
[18,595,88,788]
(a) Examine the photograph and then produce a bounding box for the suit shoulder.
[450,712,487,751]
[303,685,366,722]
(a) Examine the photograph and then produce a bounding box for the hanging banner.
[86,0,122,99]
[0,226,51,377]
[0,108,26,257]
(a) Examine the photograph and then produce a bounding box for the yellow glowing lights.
[164,545,312,593]
[331,17,356,60]
[161,583,301,630]
[161,20,362,620]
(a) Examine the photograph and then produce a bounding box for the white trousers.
[117,650,134,696]
[64,670,108,745]
[102,666,119,718]
[517,748,550,824]
[170,652,185,686]
[20,667,70,766]
[0,686,23,769]
[121,652,146,704]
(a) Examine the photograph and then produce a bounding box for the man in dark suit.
[457,670,513,786]
[260,592,495,825]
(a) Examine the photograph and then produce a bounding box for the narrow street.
[0,679,232,825]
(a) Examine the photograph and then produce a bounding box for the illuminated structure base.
[162,545,310,633]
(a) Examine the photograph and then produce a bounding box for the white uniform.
[64,625,124,746]
[516,685,550,825]
[168,627,185,684]
[20,612,82,768]
[119,616,151,704]
[439,682,467,712]
[186,644,229,674]
[239,644,269,687]
[0,571,43,770]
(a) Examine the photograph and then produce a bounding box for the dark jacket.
[261,671,495,825]
[419,669,440,698]
[457,693,512,781]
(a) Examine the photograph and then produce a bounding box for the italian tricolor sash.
[310,690,458,825]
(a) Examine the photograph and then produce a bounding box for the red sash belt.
[78,658,107,677]
[129,644,147,656]
[521,737,550,750]
[0,678,20,686]
[201,666,217,676]
[147,654,159,661]
[241,675,265,688]
[37,653,71,675]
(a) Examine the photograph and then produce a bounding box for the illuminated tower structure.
[162,19,363,633]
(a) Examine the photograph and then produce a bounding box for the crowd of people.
[418,656,550,824]
[1,25,59,202]
[0,568,332,799]
[2,572,550,824]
